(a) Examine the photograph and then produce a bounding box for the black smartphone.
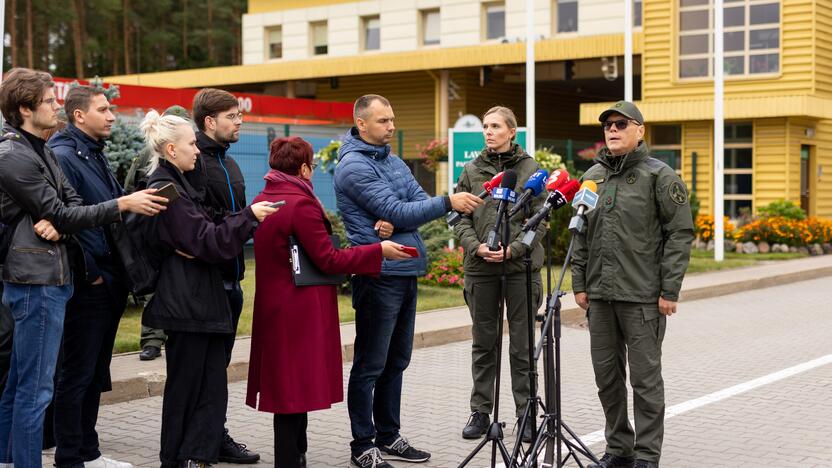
[155,182,180,203]
[268,200,286,208]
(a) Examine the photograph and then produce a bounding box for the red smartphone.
[401,246,419,258]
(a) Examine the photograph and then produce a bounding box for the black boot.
[589,453,635,468]
[462,411,490,439]
[219,428,261,464]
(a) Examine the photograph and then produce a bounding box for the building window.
[362,16,380,51]
[724,122,753,218]
[678,0,780,79]
[650,125,682,174]
[311,22,328,56]
[266,27,282,60]
[634,0,642,27]
[421,9,440,46]
[484,2,505,40]
[554,0,578,33]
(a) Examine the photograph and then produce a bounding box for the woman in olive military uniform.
[453,106,547,442]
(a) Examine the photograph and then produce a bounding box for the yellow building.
[105,0,831,218]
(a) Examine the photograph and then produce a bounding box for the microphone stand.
[458,204,515,468]
[522,213,600,468]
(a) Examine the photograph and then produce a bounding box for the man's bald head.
[353,94,391,121]
[353,94,395,146]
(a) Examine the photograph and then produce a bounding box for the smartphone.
[155,182,180,203]
[268,200,287,208]
[401,246,419,258]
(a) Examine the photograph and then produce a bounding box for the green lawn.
[113,250,807,353]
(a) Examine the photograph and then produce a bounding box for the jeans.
[0,282,74,467]
[347,275,417,455]
[54,279,127,468]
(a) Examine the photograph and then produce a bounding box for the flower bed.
[421,246,465,288]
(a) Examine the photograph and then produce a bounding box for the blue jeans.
[0,282,73,467]
[347,275,417,455]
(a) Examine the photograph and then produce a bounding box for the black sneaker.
[633,460,658,468]
[379,436,430,463]
[350,447,393,468]
[462,412,490,439]
[589,453,635,468]
[139,345,161,361]
[218,429,260,464]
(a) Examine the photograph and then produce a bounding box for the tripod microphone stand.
[521,214,600,468]
[458,200,514,468]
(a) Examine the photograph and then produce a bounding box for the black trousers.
[274,413,308,468]
[54,279,128,468]
[160,332,228,468]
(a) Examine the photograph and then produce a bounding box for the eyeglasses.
[602,119,638,131]
[40,98,57,106]
[305,162,318,171]
[220,112,244,122]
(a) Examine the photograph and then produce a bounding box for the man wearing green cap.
[571,101,694,468]
[124,105,190,361]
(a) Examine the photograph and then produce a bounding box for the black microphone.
[507,169,548,217]
[485,169,517,252]
[520,179,581,247]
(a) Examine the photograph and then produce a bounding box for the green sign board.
[448,128,527,193]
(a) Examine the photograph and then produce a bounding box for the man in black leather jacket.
[0,68,166,468]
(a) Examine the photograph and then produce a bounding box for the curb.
[100,258,832,406]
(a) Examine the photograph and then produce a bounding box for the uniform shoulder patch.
[668,181,687,205]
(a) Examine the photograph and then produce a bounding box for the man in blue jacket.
[48,85,133,468]
[335,94,481,468]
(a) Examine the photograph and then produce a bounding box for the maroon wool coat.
[246,169,382,414]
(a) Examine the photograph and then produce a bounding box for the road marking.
[494,353,832,467]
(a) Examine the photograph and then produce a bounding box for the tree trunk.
[25,0,33,68]
[8,0,17,68]
[110,19,120,75]
[122,0,131,74]
[182,0,188,64]
[207,0,215,63]
[72,0,85,78]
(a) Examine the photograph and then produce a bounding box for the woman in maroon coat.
[246,137,409,468]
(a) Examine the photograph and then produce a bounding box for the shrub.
[534,147,567,173]
[688,191,700,224]
[315,140,341,175]
[416,138,448,172]
[421,247,465,288]
[757,199,806,220]
[695,215,735,242]
[418,217,454,262]
[734,216,832,246]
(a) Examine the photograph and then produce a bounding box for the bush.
[689,191,700,224]
[324,210,352,294]
[421,247,465,288]
[418,217,454,262]
[695,215,735,242]
[734,216,832,246]
[757,199,806,220]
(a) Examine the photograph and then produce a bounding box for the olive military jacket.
[453,143,547,277]
[571,142,694,302]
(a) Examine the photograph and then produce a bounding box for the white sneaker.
[0,463,13,468]
[84,456,133,468]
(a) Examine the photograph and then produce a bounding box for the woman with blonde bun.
[137,110,278,468]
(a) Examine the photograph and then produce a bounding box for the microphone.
[545,169,570,192]
[485,169,518,251]
[520,179,581,247]
[507,169,549,217]
[568,180,600,234]
[446,172,505,226]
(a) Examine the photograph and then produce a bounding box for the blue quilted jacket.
[334,128,448,276]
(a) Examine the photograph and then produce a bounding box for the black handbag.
[288,234,346,286]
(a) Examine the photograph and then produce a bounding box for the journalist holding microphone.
[246,137,411,468]
[572,101,694,468]
[137,111,278,468]
[453,106,548,442]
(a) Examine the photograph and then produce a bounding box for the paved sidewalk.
[57,275,832,467]
[102,255,832,405]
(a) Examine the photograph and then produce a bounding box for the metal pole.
[714,0,725,261]
[526,0,535,152]
[624,0,633,101]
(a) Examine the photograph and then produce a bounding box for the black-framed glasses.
[603,119,637,131]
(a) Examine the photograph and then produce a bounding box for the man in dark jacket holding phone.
[185,88,259,464]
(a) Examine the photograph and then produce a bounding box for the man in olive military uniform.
[572,101,694,468]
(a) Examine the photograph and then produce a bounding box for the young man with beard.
[185,88,260,465]
[0,67,166,468]
[47,85,135,468]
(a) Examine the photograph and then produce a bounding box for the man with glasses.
[571,101,694,468]
[186,88,260,464]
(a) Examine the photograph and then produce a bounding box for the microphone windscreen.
[483,171,505,192]
[558,179,581,201]
[546,169,570,191]
[522,169,549,196]
[579,180,598,194]
[501,169,518,190]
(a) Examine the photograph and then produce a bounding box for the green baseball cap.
[598,100,644,125]
[163,105,190,120]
